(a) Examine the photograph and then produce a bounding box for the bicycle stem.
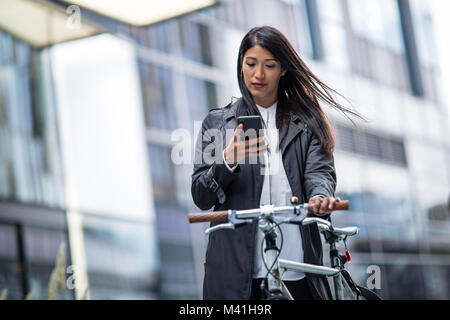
[259,218,282,297]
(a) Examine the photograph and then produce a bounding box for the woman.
[191,26,362,300]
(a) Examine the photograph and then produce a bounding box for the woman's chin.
[250,91,266,101]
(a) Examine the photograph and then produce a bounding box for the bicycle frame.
[187,199,356,300]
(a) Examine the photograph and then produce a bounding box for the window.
[179,19,213,66]
[146,143,197,299]
[0,30,64,208]
[343,0,412,92]
[335,124,408,167]
[146,21,170,53]
[316,0,350,70]
[409,0,440,102]
[0,224,22,299]
[148,144,177,203]
[185,74,217,127]
[348,0,403,53]
[0,219,73,300]
[385,264,426,299]
[409,0,437,68]
[81,214,158,299]
[24,226,72,300]
[138,62,177,131]
[303,0,324,60]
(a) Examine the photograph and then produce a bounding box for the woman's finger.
[328,197,341,210]
[328,197,336,210]
[249,135,267,144]
[320,197,330,213]
[313,197,321,213]
[233,124,244,143]
[246,147,267,159]
[246,144,267,155]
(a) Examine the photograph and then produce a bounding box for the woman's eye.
[266,65,275,68]
[246,63,255,67]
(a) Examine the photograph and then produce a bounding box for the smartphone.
[237,115,264,140]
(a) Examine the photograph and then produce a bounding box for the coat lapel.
[221,99,264,208]
[280,112,305,156]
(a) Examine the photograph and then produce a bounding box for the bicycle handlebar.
[188,210,229,223]
[188,200,348,224]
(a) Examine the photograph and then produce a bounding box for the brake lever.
[205,209,253,235]
[205,222,235,235]
[302,217,333,229]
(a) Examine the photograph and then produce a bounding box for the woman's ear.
[281,68,287,77]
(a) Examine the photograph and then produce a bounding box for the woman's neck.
[256,101,277,110]
[254,97,278,109]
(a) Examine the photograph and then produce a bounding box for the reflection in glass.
[154,202,198,299]
[0,30,64,208]
[138,62,177,131]
[179,19,213,66]
[0,224,22,299]
[148,143,177,204]
[147,141,198,298]
[409,0,441,103]
[346,0,410,92]
[348,0,403,53]
[385,264,426,299]
[81,214,159,299]
[24,227,72,300]
[317,0,349,71]
[185,74,217,127]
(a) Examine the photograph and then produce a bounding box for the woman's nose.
[255,66,264,79]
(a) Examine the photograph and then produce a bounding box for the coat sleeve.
[191,112,240,210]
[303,131,337,201]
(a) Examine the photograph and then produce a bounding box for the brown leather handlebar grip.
[335,201,349,211]
[307,200,349,213]
[188,210,229,223]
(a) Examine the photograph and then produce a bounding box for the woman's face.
[242,45,286,107]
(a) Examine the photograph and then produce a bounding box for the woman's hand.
[308,196,341,216]
[224,123,267,167]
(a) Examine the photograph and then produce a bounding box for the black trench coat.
[191,98,336,300]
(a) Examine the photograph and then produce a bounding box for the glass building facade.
[1,0,449,299]
[0,29,70,299]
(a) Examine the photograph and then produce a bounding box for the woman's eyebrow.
[245,57,278,62]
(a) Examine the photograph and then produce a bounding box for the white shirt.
[222,102,310,280]
[253,102,305,280]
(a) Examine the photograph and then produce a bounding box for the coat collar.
[224,98,303,123]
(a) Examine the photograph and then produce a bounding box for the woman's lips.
[253,83,266,88]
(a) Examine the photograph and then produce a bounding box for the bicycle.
[188,197,381,300]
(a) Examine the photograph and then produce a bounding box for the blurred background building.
[0,0,449,299]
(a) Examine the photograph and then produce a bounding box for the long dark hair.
[237,26,364,157]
